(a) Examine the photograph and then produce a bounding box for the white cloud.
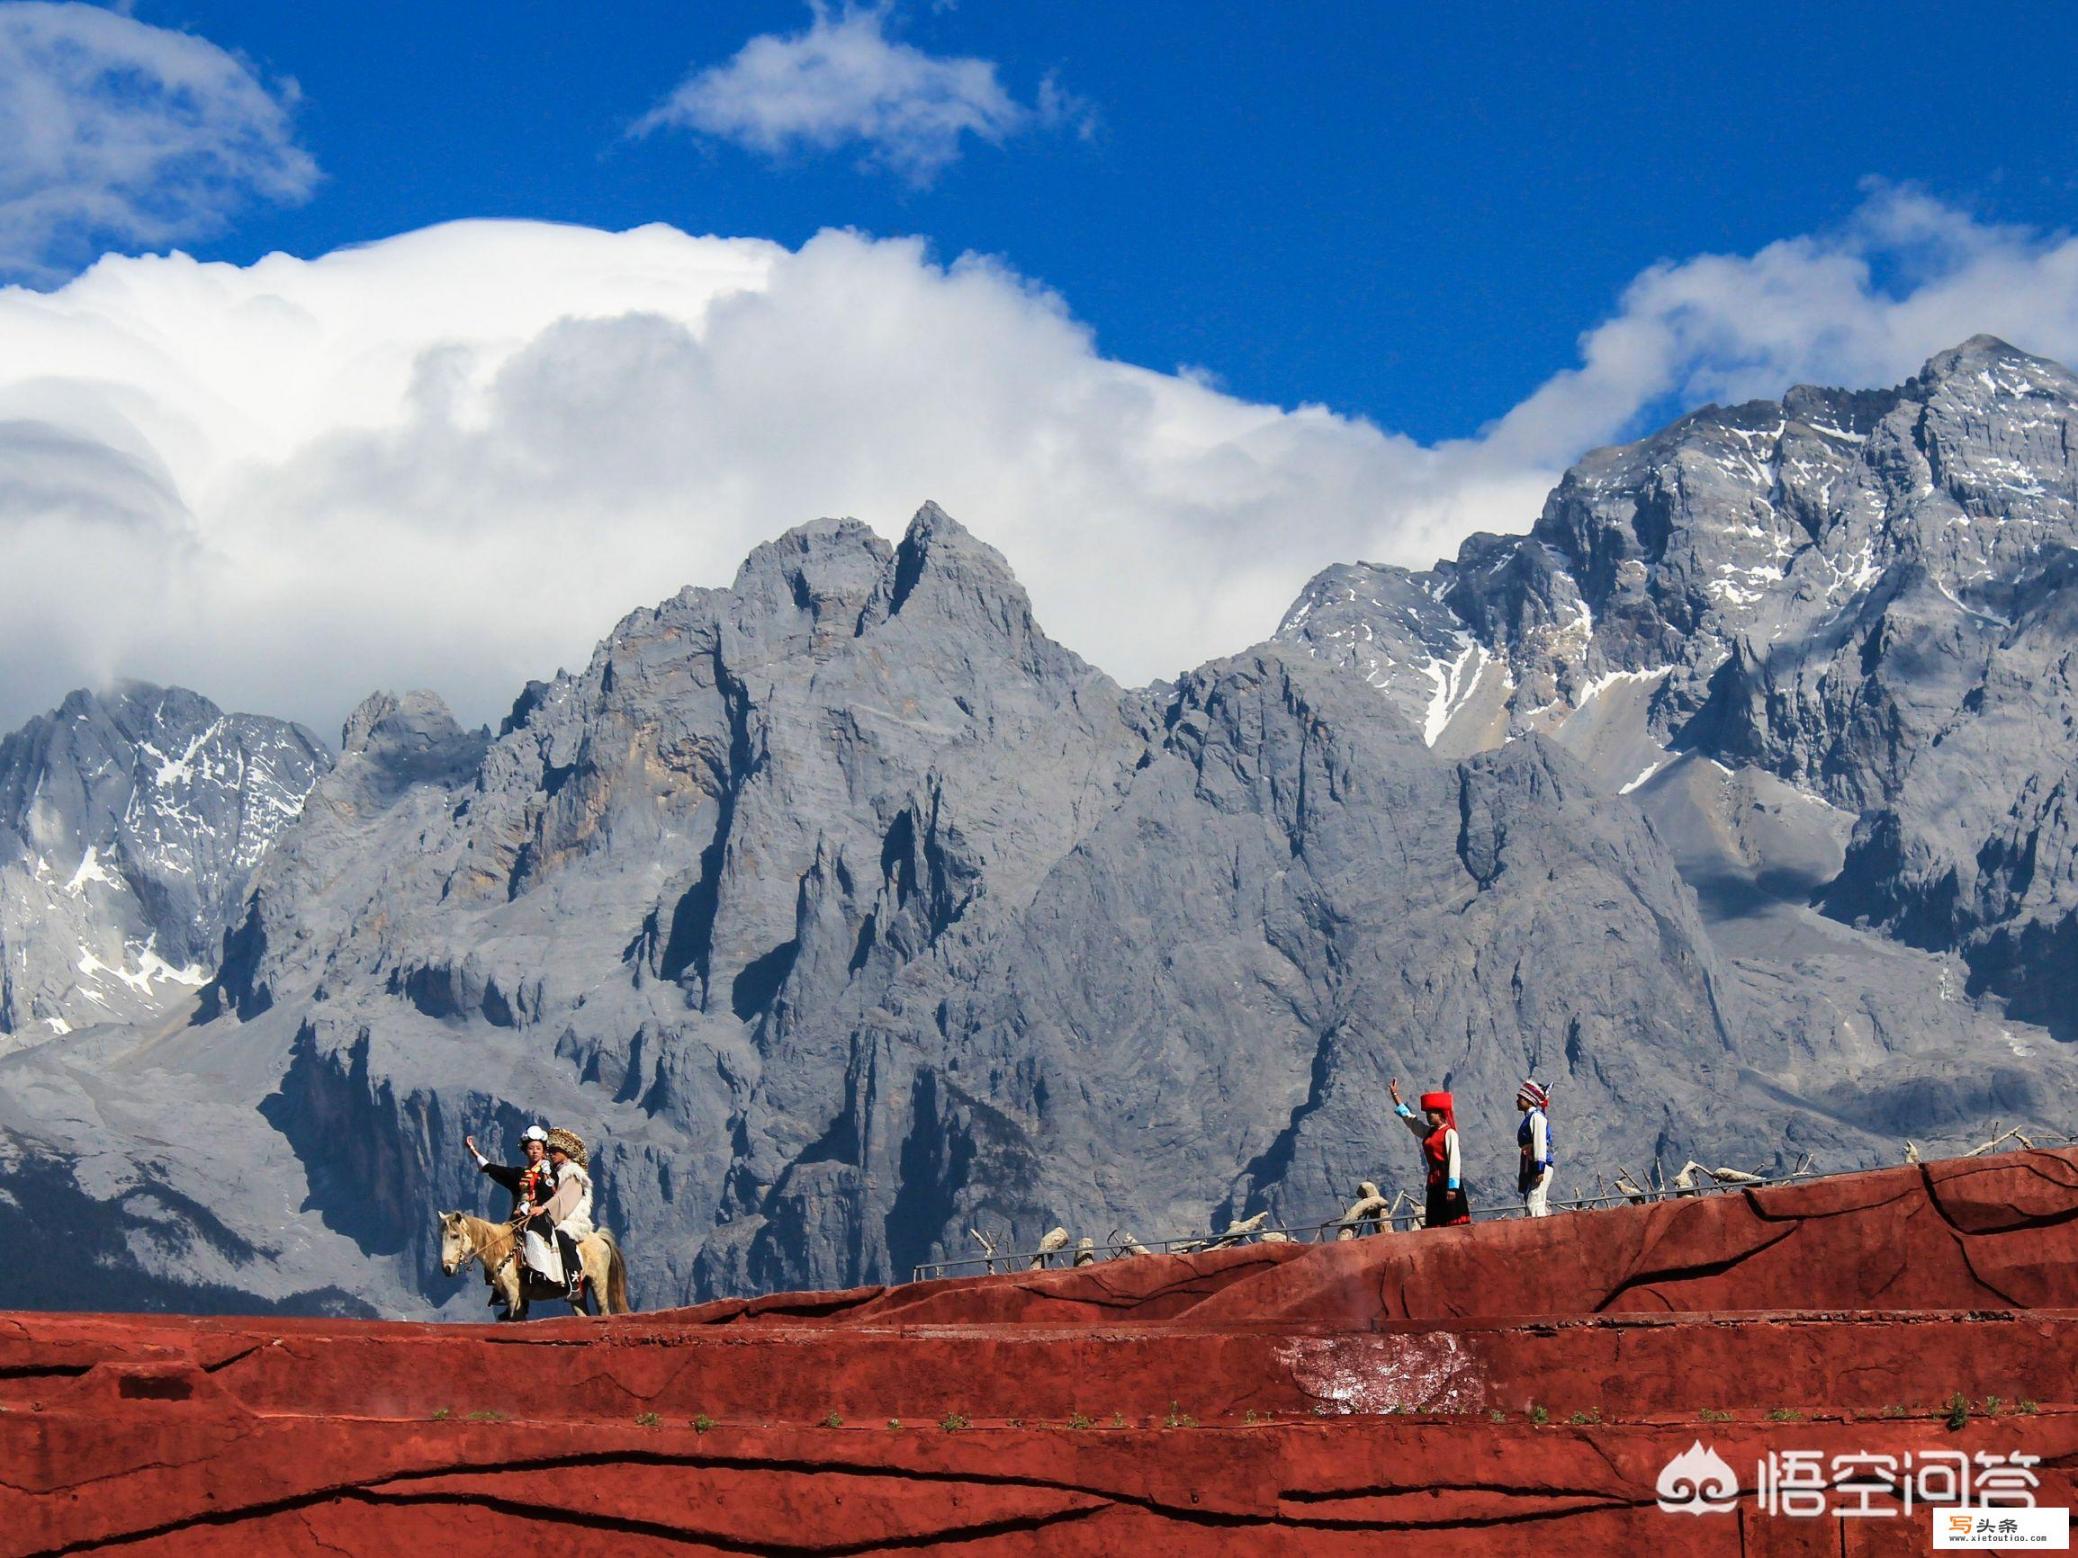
[636,3,1089,184]
[0,186,2074,739]
[0,1,315,283]
[1478,184,2078,470]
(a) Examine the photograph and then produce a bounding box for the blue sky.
[4,0,2078,731]
[94,0,2078,442]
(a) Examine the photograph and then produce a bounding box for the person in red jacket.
[1388,1077,1471,1227]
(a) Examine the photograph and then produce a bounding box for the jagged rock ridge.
[222,500,1746,1303]
[3,340,2075,1318]
[0,683,329,1040]
[1,502,1832,1313]
[1279,335,2078,1039]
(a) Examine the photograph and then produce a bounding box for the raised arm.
[465,1132,526,1191]
[1394,1104,1428,1140]
[1387,1077,1427,1141]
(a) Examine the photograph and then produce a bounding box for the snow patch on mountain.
[0,684,330,1039]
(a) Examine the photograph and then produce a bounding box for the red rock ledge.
[8,1150,2078,1554]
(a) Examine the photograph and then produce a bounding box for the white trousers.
[1524,1172,1553,1218]
[522,1228,565,1284]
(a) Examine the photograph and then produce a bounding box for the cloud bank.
[636,3,1089,183]
[0,1,315,282]
[1,186,2075,737]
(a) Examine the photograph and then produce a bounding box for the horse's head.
[438,1210,468,1276]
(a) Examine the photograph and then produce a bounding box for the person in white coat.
[1516,1080,1554,1216]
[540,1128,595,1303]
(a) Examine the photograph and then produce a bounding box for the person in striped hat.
[1388,1077,1471,1227]
[1516,1080,1554,1217]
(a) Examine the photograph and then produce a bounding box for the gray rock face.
[841,655,1758,1273]
[242,500,1833,1311]
[0,683,329,1040]
[209,506,1152,1304]
[1811,551,2078,1035]
[0,501,1881,1316]
[1276,561,1476,746]
[6,337,2076,1319]
[1280,336,2078,1042]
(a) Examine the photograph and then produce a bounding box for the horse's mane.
[446,1211,515,1252]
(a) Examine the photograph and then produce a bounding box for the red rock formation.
[7,1150,2078,1554]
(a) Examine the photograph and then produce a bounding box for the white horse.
[439,1210,632,1319]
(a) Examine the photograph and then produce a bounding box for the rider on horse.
[535,1128,595,1305]
[462,1122,601,1307]
[466,1125,552,1209]
[463,1124,555,1312]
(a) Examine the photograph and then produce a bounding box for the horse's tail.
[601,1230,632,1315]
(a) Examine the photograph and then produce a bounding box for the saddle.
[505,1212,586,1300]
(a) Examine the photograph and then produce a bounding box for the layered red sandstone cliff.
[9,1150,2078,1553]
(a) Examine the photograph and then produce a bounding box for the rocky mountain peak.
[8,353,2078,1319]
[340,689,469,755]
[727,518,894,651]
[0,682,330,1037]
[1286,335,2078,750]
[1278,334,2078,1053]
[867,500,1017,614]
[1778,380,1900,439]
[323,691,487,823]
[1918,333,2052,381]
[859,503,1100,694]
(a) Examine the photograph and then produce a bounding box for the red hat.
[1517,1080,1550,1110]
[1419,1091,1453,1114]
